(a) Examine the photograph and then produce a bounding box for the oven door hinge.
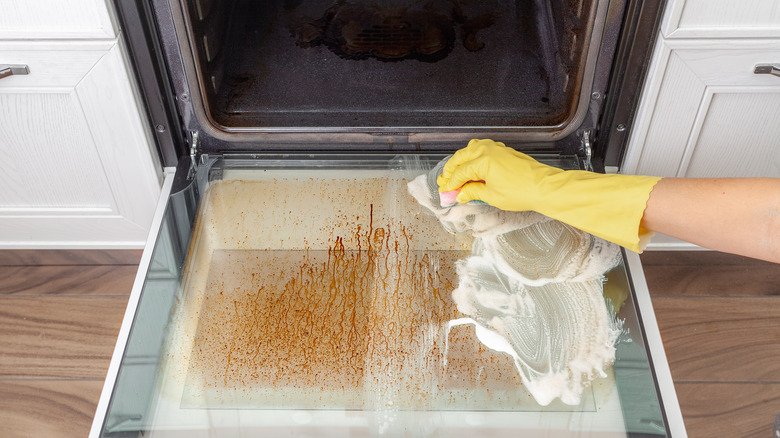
[579,130,594,171]
[187,131,200,179]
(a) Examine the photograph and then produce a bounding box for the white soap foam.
[408,173,622,406]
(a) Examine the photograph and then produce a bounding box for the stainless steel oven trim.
[162,0,614,146]
[600,0,667,168]
[89,169,177,438]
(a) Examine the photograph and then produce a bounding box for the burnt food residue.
[290,0,495,62]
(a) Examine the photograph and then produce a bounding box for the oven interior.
[182,0,598,132]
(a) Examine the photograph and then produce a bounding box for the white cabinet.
[0,2,161,248]
[622,0,780,179]
[663,0,780,39]
[0,0,116,39]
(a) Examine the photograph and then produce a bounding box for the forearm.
[640,178,780,263]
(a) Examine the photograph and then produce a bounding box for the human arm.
[437,139,660,253]
[438,139,780,263]
[641,178,780,263]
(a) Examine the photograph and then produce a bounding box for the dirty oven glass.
[100,155,668,437]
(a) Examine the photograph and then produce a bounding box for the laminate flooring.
[641,251,780,437]
[0,250,140,438]
[0,249,778,437]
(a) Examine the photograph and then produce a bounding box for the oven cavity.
[182,0,598,131]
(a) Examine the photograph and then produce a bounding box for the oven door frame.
[89,168,177,438]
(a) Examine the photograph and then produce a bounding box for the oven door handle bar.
[754,64,780,77]
[0,64,29,80]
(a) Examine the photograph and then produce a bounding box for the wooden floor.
[1,249,778,437]
[640,251,780,437]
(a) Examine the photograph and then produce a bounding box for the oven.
[90,0,685,436]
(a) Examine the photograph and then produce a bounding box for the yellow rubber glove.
[437,139,662,253]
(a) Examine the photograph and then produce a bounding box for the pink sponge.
[439,188,461,207]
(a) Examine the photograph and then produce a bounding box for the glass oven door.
[91,154,683,437]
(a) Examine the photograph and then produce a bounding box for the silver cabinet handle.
[0,64,29,80]
[754,64,780,77]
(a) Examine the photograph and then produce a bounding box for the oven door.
[89,154,686,437]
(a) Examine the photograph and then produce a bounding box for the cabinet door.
[623,39,780,178]
[0,42,161,248]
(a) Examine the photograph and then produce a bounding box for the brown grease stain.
[187,200,525,409]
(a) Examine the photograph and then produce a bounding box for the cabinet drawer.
[664,0,780,38]
[0,42,112,88]
[0,0,116,40]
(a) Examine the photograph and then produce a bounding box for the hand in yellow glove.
[437,139,662,253]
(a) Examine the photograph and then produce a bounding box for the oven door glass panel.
[100,155,668,437]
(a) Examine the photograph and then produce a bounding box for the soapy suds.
[408,161,622,406]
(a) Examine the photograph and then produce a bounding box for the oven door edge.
[624,250,688,437]
[89,168,177,438]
